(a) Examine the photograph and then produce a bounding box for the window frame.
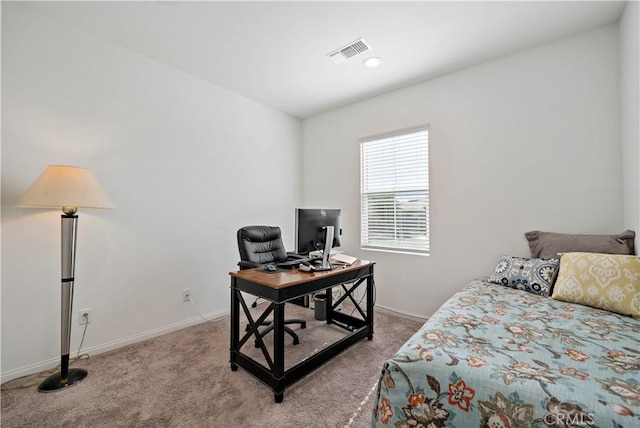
[359,124,430,256]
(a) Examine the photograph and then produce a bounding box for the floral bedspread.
[372,279,640,427]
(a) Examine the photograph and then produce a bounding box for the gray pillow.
[525,230,635,258]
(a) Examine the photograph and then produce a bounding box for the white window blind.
[360,125,429,255]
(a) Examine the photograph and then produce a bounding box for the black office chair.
[237,226,306,346]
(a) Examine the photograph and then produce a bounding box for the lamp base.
[37,368,88,393]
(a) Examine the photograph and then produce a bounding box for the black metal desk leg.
[230,280,239,371]
[326,287,333,324]
[367,269,374,340]
[273,302,285,402]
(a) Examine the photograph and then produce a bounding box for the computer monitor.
[295,208,342,261]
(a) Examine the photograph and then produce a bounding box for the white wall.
[620,1,640,248]
[1,4,302,381]
[303,25,623,318]
[2,4,634,384]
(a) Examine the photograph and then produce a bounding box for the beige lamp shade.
[16,165,114,210]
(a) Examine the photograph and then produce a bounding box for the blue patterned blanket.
[372,279,640,427]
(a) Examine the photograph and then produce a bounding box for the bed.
[372,231,639,428]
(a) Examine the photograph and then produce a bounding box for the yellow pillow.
[552,252,640,318]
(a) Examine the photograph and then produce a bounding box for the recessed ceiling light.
[363,57,382,68]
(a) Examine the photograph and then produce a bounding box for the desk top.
[229,259,373,290]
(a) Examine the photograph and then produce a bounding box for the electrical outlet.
[79,309,92,325]
[182,288,191,303]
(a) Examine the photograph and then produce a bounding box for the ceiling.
[24,1,627,119]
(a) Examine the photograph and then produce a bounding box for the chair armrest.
[238,260,262,270]
[286,252,305,260]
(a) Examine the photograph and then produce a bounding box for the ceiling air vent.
[328,38,371,64]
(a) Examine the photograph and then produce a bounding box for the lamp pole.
[38,207,88,392]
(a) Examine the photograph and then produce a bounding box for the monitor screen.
[295,208,342,255]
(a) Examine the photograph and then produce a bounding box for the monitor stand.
[313,226,334,272]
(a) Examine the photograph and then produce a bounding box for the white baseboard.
[3,305,421,384]
[374,304,428,323]
[1,308,229,385]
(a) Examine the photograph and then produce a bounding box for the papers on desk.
[330,253,358,266]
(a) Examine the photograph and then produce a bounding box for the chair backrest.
[237,226,288,268]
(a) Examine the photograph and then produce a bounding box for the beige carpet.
[1,302,424,427]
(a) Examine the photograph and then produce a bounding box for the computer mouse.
[299,264,315,272]
[264,264,277,272]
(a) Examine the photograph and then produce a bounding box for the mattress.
[372,279,640,427]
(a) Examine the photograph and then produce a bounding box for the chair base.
[247,319,307,347]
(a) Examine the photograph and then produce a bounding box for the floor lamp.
[16,165,114,392]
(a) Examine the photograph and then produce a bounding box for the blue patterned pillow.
[488,255,560,297]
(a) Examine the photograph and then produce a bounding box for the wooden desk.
[229,260,375,402]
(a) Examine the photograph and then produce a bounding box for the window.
[359,125,429,255]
